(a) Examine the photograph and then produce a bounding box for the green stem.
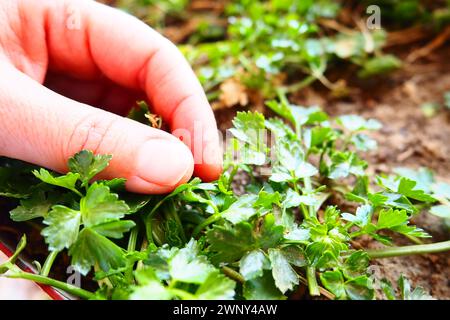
[125,227,139,282]
[404,234,424,245]
[222,266,245,284]
[298,274,334,300]
[192,213,220,237]
[281,75,316,93]
[306,266,320,296]
[40,251,59,277]
[367,240,450,259]
[303,177,315,218]
[7,271,95,300]
[164,200,186,243]
[127,227,138,252]
[300,204,310,219]
[144,215,155,246]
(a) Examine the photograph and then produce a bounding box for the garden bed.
[1,0,449,300]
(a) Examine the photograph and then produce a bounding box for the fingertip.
[125,137,194,194]
[195,163,223,182]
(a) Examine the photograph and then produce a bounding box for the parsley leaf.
[68,150,112,187]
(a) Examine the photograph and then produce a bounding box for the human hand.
[0,0,222,194]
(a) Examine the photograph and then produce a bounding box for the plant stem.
[144,215,155,246]
[125,227,139,282]
[192,213,221,237]
[40,251,59,277]
[298,274,334,300]
[306,266,320,296]
[303,177,315,218]
[164,200,187,243]
[366,240,450,259]
[127,227,138,252]
[222,266,245,284]
[7,271,95,299]
[404,234,424,245]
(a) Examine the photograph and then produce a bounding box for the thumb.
[0,63,194,194]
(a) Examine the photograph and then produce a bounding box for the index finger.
[25,0,222,181]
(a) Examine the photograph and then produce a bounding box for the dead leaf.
[219,78,249,108]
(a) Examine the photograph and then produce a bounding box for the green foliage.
[380,275,434,300]
[178,0,402,103]
[1,94,447,301]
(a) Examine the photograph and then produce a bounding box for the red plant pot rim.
[0,241,67,300]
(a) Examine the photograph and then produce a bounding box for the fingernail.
[136,138,194,186]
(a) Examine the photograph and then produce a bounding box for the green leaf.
[41,205,81,251]
[328,152,367,179]
[320,270,346,298]
[343,251,370,278]
[266,100,295,124]
[341,204,373,228]
[119,194,151,214]
[377,208,409,229]
[345,276,374,300]
[284,227,310,242]
[92,220,136,239]
[397,178,436,203]
[282,188,319,209]
[430,205,450,219]
[97,178,127,191]
[280,246,307,267]
[358,54,401,78]
[432,182,450,200]
[307,126,336,149]
[195,271,236,300]
[239,250,270,281]
[376,208,429,238]
[130,281,172,300]
[290,105,328,127]
[207,214,284,263]
[267,100,327,129]
[351,134,377,151]
[265,118,296,139]
[398,275,434,300]
[320,271,374,300]
[169,239,215,284]
[377,176,436,203]
[336,115,382,132]
[222,194,258,224]
[268,248,299,294]
[68,150,112,186]
[393,167,434,193]
[10,191,55,221]
[276,140,304,172]
[229,111,265,145]
[254,191,281,209]
[33,169,80,194]
[380,279,396,300]
[80,183,130,227]
[69,227,126,275]
[130,269,172,300]
[243,271,286,300]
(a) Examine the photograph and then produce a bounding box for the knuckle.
[64,112,119,162]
